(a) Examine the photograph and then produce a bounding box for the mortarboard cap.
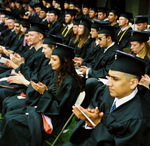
[19,18,30,28]
[79,17,92,30]
[43,34,62,45]
[28,2,35,9]
[110,50,147,76]
[73,18,80,25]
[55,0,61,4]
[34,3,43,8]
[135,15,149,24]
[120,12,133,21]
[28,21,49,34]
[82,4,90,9]
[98,7,108,13]
[91,19,110,30]
[16,0,22,4]
[90,7,98,12]
[75,3,81,9]
[64,0,69,4]
[130,30,149,42]
[40,6,48,12]
[52,43,75,59]
[69,1,75,5]
[7,12,18,20]
[65,9,77,16]
[109,9,119,16]
[48,7,60,15]
[98,25,114,36]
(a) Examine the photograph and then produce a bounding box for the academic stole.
[62,26,73,37]
[117,25,130,45]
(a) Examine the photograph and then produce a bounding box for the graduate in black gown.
[2,35,62,115]
[47,8,63,35]
[65,50,150,146]
[116,12,133,49]
[77,25,120,79]
[0,43,84,146]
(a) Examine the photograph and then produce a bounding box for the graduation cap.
[75,3,82,9]
[91,19,110,30]
[40,6,48,12]
[135,15,149,24]
[48,7,60,15]
[15,0,22,4]
[98,25,114,36]
[7,12,18,20]
[64,0,69,4]
[110,50,147,76]
[19,18,30,28]
[90,7,98,13]
[28,2,35,9]
[119,12,133,21]
[64,9,77,16]
[43,34,62,45]
[28,21,49,34]
[82,4,90,9]
[55,0,61,4]
[34,3,43,8]
[69,0,75,5]
[79,17,92,30]
[98,7,108,13]
[73,18,80,25]
[130,30,149,42]
[52,43,75,59]
[109,9,119,16]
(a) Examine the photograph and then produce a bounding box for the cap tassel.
[23,37,26,46]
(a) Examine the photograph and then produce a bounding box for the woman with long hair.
[130,31,150,88]
[69,19,80,48]
[74,18,92,58]
[0,43,84,146]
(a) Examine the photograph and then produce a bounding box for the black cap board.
[43,34,62,45]
[52,43,75,59]
[98,25,114,36]
[120,12,133,21]
[79,17,92,30]
[110,50,147,76]
[130,30,149,42]
[135,15,149,24]
[64,9,77,16]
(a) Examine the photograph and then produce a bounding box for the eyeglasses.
[98,36,106,41]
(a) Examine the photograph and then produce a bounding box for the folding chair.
[44,91,85,146]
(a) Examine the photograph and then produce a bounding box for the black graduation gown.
[69,37,79,48]
[87,43,121,78]
[59,25,73,45]
[81,41,102,66]
[0,75,80,146]
[47,20,63,35]
[69,85,150,146]
[74,38,93,59]
[2,63,54,115]
[116,26,132,49]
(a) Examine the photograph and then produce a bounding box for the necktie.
[94,42,97,48]
[110,101,116,113]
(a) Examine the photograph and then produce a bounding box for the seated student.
[89,7,98,20]
[59,9,77,45]
[65,50,150,146]
[69,19,80,48]
[77,25,120,79]
[0,43,84,146]
[97,7,108,21]
[130,30,150,60]
[74,18,93,59]
[135,15,149,31]
[2,35,61,115]
[39,6,48,25]
[116,12,133,49]
[108,9,120,36]
[47,8,63,35]
[82,4,90,18]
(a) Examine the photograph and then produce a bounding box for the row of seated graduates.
[0,0,149,145]
[0,6,84,146]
